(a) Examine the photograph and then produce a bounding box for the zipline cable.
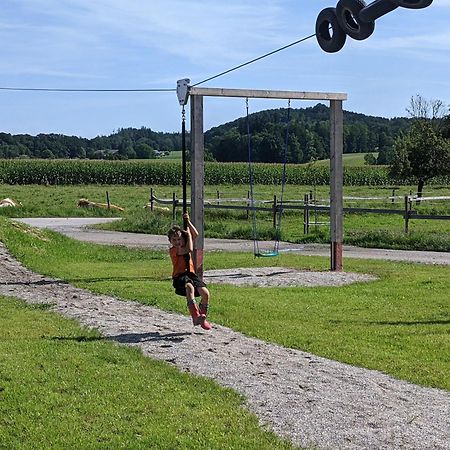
[0,87,175,92]
[191,33,316,87]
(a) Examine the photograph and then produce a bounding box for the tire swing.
[246,99,291,258]
[316,0,433,53]
[336,0,375,41]
[315,7,347,53]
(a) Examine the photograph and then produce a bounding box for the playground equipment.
[316,0,433,53]
[177,80,347,274]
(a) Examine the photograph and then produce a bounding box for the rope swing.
[181,105,188,231]
[246,98,291,258]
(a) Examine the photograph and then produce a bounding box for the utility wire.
[191,33,316,87]
[0,87,175,92]
[0,32,317,92]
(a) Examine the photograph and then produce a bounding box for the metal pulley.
[176,78,190,106]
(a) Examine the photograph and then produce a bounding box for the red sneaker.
[187,302,212,330]
[199,316,212,330]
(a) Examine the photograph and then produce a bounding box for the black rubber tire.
[336,0,375,41]
[393,0,433,9]
[315,7,347,53]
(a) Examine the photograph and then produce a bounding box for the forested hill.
[0,127,181,160]
[205,104,411,164]
[0,104,411,162]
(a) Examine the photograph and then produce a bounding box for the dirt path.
[1,240,449,449]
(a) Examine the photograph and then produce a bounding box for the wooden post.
[190,94,205,278]
[150,188,154,211]
[330,99,344,272]
[404,195,410,233]
[273,195,277,229]
[106,191,110,209]
[304,194,310,235]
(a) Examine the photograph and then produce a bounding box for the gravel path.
[1,240,449,450]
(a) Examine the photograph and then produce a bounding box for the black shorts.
[172,272,207,297]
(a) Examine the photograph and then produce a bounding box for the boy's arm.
[185,229,194,252]
[187,220,198,241]
[183,213,199,241]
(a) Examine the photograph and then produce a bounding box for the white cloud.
[8,0,292,60]
[1,0,314,84]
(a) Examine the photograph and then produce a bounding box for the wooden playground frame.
[177,81,347,274]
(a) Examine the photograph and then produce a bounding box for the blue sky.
[0,0,448,138]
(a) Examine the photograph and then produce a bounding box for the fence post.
[217,190,220,205]
[404,195,410,233]
[304,194,310,234]
[273,195,277,229]
[246,190,250,220]
[391,188,396,204]
[150,188,154,211]
[106,191,110,210]
[172,192,177,221]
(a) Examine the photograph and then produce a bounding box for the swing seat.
[255,251,279,258]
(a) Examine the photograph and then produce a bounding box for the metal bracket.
[176,78,191,106]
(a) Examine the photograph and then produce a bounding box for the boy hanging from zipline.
[168,213,212,330]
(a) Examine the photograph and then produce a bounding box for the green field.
[312,152,379,167]
[165,152,373,165]
[1,218,449,392]
[161,150,182,159]
[1,183,449,251]
[0,189,449,447]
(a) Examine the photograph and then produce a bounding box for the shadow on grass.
[369,319,450,326]
[331,319,450,326]
[1,276,167,287]
[49,335,104,342]
[66,276,167,283]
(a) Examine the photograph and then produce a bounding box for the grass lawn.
[310,152,378,167]
[1,218,449,392]
[1,183,449,251]
[0,296,293,449]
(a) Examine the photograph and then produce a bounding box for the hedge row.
[0,159,448,186]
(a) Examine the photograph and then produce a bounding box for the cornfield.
[0,159,448,186]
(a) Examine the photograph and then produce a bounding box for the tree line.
[0,127,181,160]
[204,103,411,164]
[0,104,410,162]
[1,102,449,180]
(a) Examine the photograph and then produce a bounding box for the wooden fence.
[149,188,450,235]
